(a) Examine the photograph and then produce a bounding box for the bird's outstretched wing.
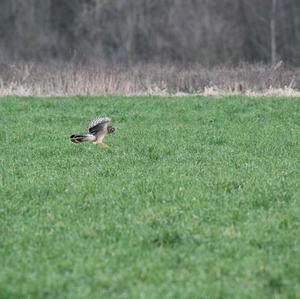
[87,116,111,135]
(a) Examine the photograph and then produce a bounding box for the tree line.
[0,0,299,66]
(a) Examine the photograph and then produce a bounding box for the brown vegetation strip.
[0,62,299,96]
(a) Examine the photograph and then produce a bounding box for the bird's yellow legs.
[100,143,109,149]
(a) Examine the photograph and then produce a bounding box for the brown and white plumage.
[70,116,115,148]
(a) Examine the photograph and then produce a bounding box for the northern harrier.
[70,116,115,148]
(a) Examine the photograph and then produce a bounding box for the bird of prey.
[70,116,115,148]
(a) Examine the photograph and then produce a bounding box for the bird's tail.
[70,134,95,143]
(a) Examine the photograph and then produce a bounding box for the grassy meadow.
[0,96,299,298]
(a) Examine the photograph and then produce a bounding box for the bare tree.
[0,0,299,66]
[271,0,278,63]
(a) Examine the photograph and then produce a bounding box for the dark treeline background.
[0,0,299,66]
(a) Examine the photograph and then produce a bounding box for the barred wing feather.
[87,116,111,135]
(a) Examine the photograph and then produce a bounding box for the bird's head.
[107,126,115,134]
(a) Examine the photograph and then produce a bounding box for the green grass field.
[0,96,299,299]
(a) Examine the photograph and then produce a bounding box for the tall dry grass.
[0,61,299,96]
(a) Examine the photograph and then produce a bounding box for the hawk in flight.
[70,116,115,148]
